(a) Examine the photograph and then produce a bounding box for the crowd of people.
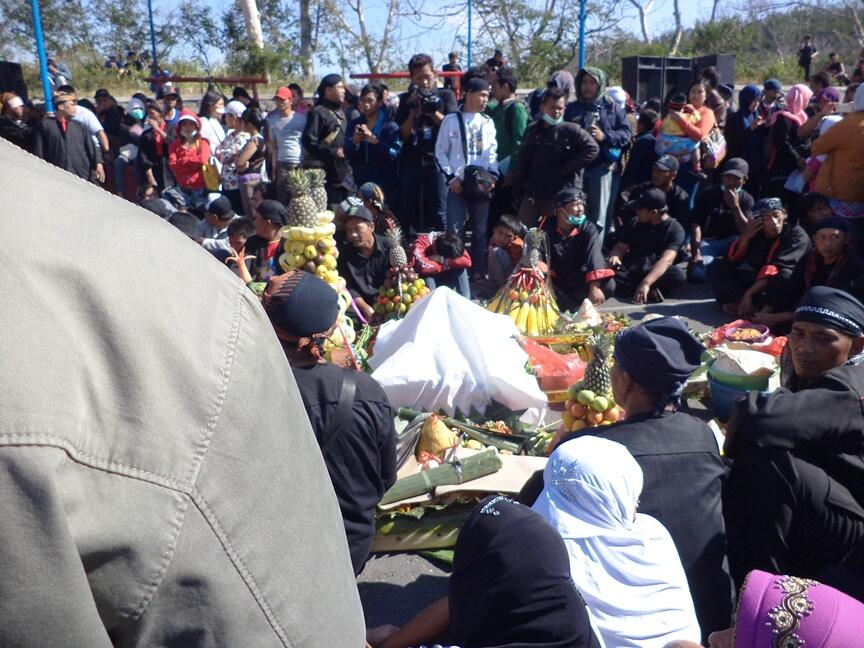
[4,44,864,647]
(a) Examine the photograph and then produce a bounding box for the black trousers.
[724,446,864,588]
[615,259,685,298]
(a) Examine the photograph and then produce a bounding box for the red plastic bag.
[520,338,586,392]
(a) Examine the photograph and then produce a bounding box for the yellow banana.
[515,302,530,333]
[487,294,501,313]
[527,305,540,337]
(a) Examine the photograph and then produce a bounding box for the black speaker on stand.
[0,61,29,102]
[694,54,736,87]
[621,56,664,104]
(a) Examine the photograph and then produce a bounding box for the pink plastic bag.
[520,339,586,392]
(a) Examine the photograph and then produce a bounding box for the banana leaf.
[380,449,502,505]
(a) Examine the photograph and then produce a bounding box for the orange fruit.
[586,410,604,426]
[570,402,587,419]
[603,407,620,423]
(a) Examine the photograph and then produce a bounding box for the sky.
[184,0,717,73]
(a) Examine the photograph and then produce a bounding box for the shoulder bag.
[456,112,496,201]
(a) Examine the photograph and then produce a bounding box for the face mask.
[542,113,563,126]
[131,108,145,120]
[487,99,499,110]
[567,214,586,227]
[215,107,225,116]
[183,129,198,139]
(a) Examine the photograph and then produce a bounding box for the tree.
[669,0,683,55]
[323,0,401,73]
[627,0,656,43]
[239,0,265,50]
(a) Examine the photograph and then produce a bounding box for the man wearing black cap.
[752,217,864,330]
[724,286,864,588]
[607,187,686,303]
[521,318,733,639]
[302,74,349,206]
[620,154,690,230]
[762,79,784,115]
[708,197,810,318]
[337,202,390,318]
[689,158,755,283]
[196,194,239,255]
[510,86,599,227]
[543,187,614,308]
[244,199,289,282]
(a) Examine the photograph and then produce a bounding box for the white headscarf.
[533,436,701,648]
[607,86,627,110]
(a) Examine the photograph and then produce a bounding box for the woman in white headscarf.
[533,435,700,648]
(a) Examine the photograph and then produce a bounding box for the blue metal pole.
[467,0,473,68]
[30,0,54,113]
[147,0,158,72]
[578,0,587,70]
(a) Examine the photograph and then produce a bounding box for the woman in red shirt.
[167,110,211,209]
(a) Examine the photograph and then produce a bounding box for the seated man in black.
[519,318,733,640]
[544,187,614,309]
[336,203,390,321]
[724,287,864,591]
[618,154,690,231]
[754,217,864,331]
[708,197,811,318]
[688,158,755,283]
[607,188,686,304]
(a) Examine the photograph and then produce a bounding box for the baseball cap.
[344,203,374,223]
[818,87,841,103]
[206,195,234,219]
[160,82,180,99]
[721,158,749,178]
[629,187,668,212]
[257,199,289,226]
[224,100,246,118]
[555,187,586,207]
[763,79,782,92]
[273,86,292,101]
[654,155,680,172]
[94,88,112,99]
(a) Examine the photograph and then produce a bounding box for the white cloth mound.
[369,287,548,421]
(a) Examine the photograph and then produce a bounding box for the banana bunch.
[487,266,559,336]
[278,211,343,289]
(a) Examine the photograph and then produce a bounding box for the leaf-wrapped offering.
[379,449,503,505]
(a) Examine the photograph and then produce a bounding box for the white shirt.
[435,110,498,181]
[72,105,104,151]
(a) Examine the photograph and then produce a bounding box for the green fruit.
[592,396,610,412]
[374,303,385,314]
[577,390,596,406]
[379,287,387,297]
[385,301,395,312]
[519,290,529,302]
[567,384,582,400]
[386,288,396,297]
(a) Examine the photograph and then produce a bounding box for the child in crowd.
[357,182,398,236]
[544,188,614,309]
[796,191,832,233]
[486,214,524,288]
[413,231,472,298]
[218,217,256,277]
[196,194,239,255]
[607,188,686,304]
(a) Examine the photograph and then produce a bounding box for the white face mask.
[215,107,225,116]
[183,129,198,139]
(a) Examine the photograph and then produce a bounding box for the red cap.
[273,86,292,101]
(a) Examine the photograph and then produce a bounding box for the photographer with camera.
[395,54,458,233]
[435,77,498,279]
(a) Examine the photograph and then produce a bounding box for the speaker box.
[664,57,695,102]
[0,61,28,101]
[694,54,736,87]
[621,56,664,104]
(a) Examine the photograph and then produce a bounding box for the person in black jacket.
[618,154,689,231]
[260,270,397,576]
[708,197,811,318]
[511,86,599,227]
[33,90,104,183]
[724,287,864,589]
[137,101,170,199]
[0,92,35,152]
[519,318,733,641]
[302,74,349,207]
[724,85,767,196]
[544,187,614,308]
[620,109,658,190]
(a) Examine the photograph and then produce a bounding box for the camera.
[408,84,441,114]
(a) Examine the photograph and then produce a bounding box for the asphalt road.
[359,279,728,629]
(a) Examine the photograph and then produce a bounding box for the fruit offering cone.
[277,210,343,288]
[486,266,560,336]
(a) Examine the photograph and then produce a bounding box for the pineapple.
[286,170,319,227]
[386,225,407,268]
[306,169,328,212]
[583,334,612,397]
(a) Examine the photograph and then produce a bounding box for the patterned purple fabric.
[734,570,864,647]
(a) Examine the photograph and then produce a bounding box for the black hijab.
[449,495,601,648]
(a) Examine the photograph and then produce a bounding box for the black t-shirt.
[619,216,686,262]
[394,87,457,163]
[799,44,816,65]
[292,362,397,574]
[337,233,390,303]
[692,185,754,240]
[626,182,690,227]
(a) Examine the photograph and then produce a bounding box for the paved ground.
[359,277,728,629]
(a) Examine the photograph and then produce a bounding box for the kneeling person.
[412,231,472,298]
[607,188,686,304]
[545,187,614,309]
